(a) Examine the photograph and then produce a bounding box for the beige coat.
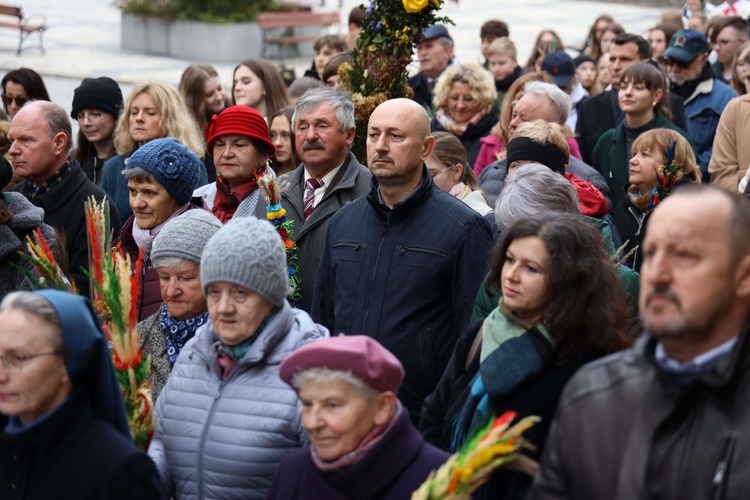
[709,94,750,191]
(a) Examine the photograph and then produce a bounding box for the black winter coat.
[312,167,494,424]
[529,326,750,499]
[420,320,604,500]
[430,102,501,168]
[7,159,122,297]
[0,388,164,500]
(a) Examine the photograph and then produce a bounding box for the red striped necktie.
[304,178,324,218]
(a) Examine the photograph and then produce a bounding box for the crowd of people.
[2,1,750,498]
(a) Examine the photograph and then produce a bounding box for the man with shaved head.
[312,98,494,424]
[529,185,750,499]
[7,101,121,296]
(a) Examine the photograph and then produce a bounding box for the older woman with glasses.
[0,290,164,499]
[148,216,328,499]
[268,335,449,499]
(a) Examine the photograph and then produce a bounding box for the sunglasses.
[664,58,691,69]
[2,95,28,107]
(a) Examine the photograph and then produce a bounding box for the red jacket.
[565,172,608,217]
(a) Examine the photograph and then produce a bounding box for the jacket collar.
[22,159,87,213]
[629,315,750,388]
[366,165,433,217]
[191,301,297,366]
[684,78,715,105]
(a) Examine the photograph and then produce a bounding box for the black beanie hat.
[506,137,567,175]
[573,54,595,68]
[71,77,123,119]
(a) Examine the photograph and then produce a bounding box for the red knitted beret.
[279,335,405,394]
[205,105,276,156]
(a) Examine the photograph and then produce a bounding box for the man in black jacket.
[529,186,750,499]
[7,101,121,297]
[312,98,494,424]
[576,33,687,164]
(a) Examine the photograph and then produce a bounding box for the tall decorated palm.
[340,0,451,158]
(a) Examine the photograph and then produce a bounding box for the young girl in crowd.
[232,58,290,119]
[575,54,602,97]
[70,77,123,184]
[268,106,300,176]
[592,63,693,207]
[179,63,229,131]
[584,14,615,62]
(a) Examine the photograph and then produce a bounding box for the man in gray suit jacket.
[279,88,371,312]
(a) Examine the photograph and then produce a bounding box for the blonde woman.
[611,129,700,272]
[100,82,207,220]
[431,63,499,168]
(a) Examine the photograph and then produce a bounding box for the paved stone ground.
[7,0,664,117]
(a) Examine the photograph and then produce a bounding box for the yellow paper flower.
[403,0,429,13]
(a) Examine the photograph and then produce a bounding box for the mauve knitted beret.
[124,137,202,205]
[151,209,222,266]
[279,335,405,394]
[71,76,123,119]
[200,216,288,307]
[205,105,276,155]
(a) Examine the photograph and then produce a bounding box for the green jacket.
[591,114,695,208]
[471,216,640,330]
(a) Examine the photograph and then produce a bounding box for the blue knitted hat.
[125,137,202,205]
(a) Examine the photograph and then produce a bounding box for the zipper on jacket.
[196,366,227,500]
[629,205,645,270]
[360,223,388,334]
[398,246,446,258]
[711,434,737,500]
[417,329,432,390]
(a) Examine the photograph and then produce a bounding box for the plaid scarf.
[158,304,209,365]
[27,160,73,202]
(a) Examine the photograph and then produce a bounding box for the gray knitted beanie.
[125,137,202,205]
[151,209,222,266]
[200,216,288,307]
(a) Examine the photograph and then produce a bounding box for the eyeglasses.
[430,165,454,178]
[76,111,105,122]
[664,58,691,69]
[0,351,61,373]
[2,95,27,107]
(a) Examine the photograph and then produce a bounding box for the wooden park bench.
[257,11,340,60]
[0,5,46,55]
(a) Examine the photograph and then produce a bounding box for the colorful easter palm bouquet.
[12,227,77,293]
[340,0,451,155]
[652,140,681,207]
[258,172,302,308]
[85,196,155,450]
[412,411,540,499]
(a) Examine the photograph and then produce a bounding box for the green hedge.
[118,0,286,23]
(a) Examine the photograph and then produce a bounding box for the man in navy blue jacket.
[312,98,494,424]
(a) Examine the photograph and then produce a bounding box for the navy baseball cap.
[422,24,452,43]
[541,51,576,88]
[663,29,708,62]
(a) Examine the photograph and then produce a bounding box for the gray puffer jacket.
[148,302,329,499]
